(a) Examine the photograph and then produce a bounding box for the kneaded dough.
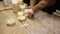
[17,11,29,21]
[6,18,16,26]
[18,16,26,21]
[17,11,24,16]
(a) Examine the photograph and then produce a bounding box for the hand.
[24,9,34,18]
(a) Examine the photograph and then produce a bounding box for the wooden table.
[0,2,12,11]
[0,10,60,34]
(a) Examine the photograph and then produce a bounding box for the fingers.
[24,9,34,18]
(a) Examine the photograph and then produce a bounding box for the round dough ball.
[6,18,16,26]
[18,16,26,21]
[17,12,24,16]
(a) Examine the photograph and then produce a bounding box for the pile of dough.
[17,11,24,16]
[17,11,28,21]
[18,16,26,21]
[6,18,16,26]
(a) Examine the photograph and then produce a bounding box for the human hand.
[24,9,34,18]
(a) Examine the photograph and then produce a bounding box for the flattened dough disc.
[17,11,24,16]
[6,18,16,26]
[18,16,26,21]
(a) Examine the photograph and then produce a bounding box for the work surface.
[0,10,60,34]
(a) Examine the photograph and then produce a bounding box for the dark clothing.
[0,0,3,1]
[23,0,30,6]
[42,4,56,14]
[23,0,60,14]
[56,0,60,10]
[23,0,40,6]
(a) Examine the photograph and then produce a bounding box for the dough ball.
[18,16,26,21]
[6,18,16,26]
[17,12,24,16]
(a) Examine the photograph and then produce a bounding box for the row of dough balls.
[17,11,28,21]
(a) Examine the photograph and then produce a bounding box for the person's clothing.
[23,0,30,6]
[23,0,59,14]
[0,0,3,1]
[53,0,60,17]
[23,0,40,6]
[56,0,60,10]
[42,3,56,14]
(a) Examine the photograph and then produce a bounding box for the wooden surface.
[0,9,60,34]
[0,10,28,34]
[0,1,60,34]
[0,2,12,11]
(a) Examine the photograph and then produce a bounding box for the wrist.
[32,7,37,13]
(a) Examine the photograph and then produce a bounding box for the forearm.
[32,0,56,11]
[32,0,49,11]
[30,0,36,8]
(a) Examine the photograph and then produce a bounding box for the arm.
[32,0,56,11]
[30,0,36,8]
